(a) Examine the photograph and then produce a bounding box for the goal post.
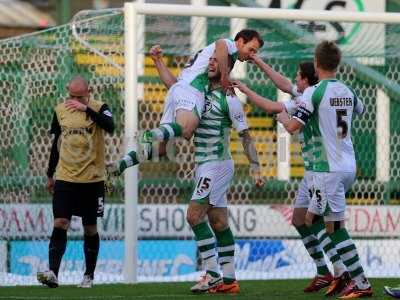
[123,3,139,284]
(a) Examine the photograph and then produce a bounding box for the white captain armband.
[292,106,312,124]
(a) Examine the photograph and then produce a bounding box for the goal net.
[0,3,399,285]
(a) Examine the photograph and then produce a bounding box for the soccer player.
[188,56,262,295]
[233,57,349,295]
[136,46,263,294]
[276,40,372,299]
[114,29,263,173]
[37,76,114,288]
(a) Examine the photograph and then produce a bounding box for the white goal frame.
[123,2,400,283]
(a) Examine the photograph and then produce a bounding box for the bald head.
[67,75,89,99]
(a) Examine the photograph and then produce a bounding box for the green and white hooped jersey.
[194,89,248,164]
[292,79,364,172]
[178,39,238,92]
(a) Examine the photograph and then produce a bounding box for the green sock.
[192,222,219,277]
[330,228,370,289]
[119,151,139,173]
[309,220,346,277]
[149,123,182,142]
[295,224,330,276]
[215,227,235,284]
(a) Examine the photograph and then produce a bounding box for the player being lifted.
[112,30,263,173]
[276,41,372,299]
[232,57,349,295]
[139,45,263,294]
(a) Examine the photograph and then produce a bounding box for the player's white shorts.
[160,80,205,125]
[307,171,355,221]
[293,170,312,208]
[191,159,234,207]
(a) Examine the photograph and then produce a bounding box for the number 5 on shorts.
[309,188,327,215]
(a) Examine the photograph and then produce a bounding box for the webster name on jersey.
[292,79,364,173]
[330,97,353,107]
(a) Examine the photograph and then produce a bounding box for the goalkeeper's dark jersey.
[47,99,114,183]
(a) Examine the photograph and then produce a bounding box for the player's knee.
[84,225,98,236]
[291,213,304,227]
[54,218,70,230]
[292,218,302,227]
[304,214,313,227]
[186,209,201,227]
[209,219,228,232]
[292,208,307,227]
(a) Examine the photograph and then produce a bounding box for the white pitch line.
[0,297,124,300]
[115,296,194,299]
[0,295,198,300]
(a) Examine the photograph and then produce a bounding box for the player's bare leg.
[37,218,69,288]
[187,201,222,293]
[175,109,200,140]
[142,108,196,144]
[208,208,240,294]
[141,109,198,157]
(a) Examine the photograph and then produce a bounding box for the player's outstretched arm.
[239,129,263,187]
[276,110,303,134]
[215,39,230,91]
[149,45,177,89]
[249,54,293,95]
[231,80,285,114]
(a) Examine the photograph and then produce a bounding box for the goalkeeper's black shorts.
[53,180,105,225]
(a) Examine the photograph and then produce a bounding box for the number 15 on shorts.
[195,177,211,198]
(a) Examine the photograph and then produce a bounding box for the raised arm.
[149,45,177,89]
[250,54,293,95]
[231,80,285,114]
[86,104,115,134]
[215,39,230,91]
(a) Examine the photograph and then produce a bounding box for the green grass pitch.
[0,279,397,300]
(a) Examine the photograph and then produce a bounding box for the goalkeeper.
[114,45,263,294]
[37,75,114,288]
